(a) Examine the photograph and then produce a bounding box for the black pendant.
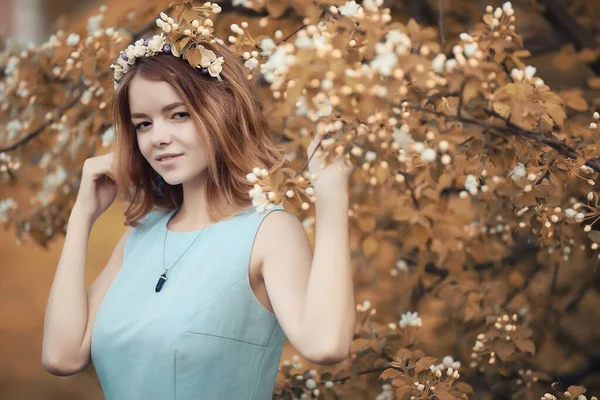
[155,272,167,292]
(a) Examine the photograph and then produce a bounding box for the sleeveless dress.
[91,204,289,400]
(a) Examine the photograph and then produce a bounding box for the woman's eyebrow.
[130,102,185,118]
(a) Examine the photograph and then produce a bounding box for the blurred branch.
[502,262,543,308]
[439,0,445,49]
[0,95,82,153]
[401,98,600,174]
[538,0,600,75]
[538,0,598,51]
[564,267,599,312]
[483,108,600,173]
[403,0,437,26]
[474,242,539,272]
[0,9,170,155]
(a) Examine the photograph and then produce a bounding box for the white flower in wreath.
[133,43,146,57]
[125,45,136,63]
[116,57,129,69]
[148,35,165,53]
[208,57,224,77]
[114,68,124,81]
[199,47,217,67]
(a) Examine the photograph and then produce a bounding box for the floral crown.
[110,2,224,89]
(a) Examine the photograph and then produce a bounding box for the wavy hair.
[111,40,287,227]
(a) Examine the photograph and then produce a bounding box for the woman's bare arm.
[42,204,132,376]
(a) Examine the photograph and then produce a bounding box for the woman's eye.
[134,121,151,130]
[173,112,189,120]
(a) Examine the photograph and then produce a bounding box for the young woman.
[41,36,355,399]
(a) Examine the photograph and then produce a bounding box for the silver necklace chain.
[155,214,205,293]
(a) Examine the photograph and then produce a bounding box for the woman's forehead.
[128,76,183,114]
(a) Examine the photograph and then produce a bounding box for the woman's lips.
[157,154,182,166]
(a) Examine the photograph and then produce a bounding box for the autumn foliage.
[2,0,600,399]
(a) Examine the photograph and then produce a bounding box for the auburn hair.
[111,40,287,227]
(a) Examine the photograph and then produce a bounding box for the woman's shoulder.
[133,209,169,232]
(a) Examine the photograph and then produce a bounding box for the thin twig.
[396,170,420,210]
[439,0,445,48]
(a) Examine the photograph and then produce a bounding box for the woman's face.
[128,75,208,186]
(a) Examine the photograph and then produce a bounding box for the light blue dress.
[91,204,289,399]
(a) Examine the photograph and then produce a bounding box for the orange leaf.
[588,231,600,243]
[563,93,589,111]
[514,338,536,355]
[357,216,377,233]
[415,356,437,374]
[435,390,459,400]
[453,382,474,394]
[567,385,586,397]
[266,0,288,18]
[494,340,515,361]
[186,48,202,68]
[379,368,402,380]
[396,385,415,400]
[361,235,379,257]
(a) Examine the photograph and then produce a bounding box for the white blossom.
[0,198,17,222]
[5,56,20,76]
[338,1,362,17]
[294,35,313,48]
[510,162,526,181]
[148,35,165,52]
[386,30,411,48]
[260,46,295,85]
[7,120,23,141]
[315,98,333,117]
[66,33,80,46]
[511,68,524,82]
[465,174,479,192]
[370,51,398,77]
[432,54,446,73]
[259,37,277,56]
[524,65,537,80]
[420,148,437,162]
[365,151,377,162]
[396,259,408,271]
[392,124,412,149]
[295,96,308,116]
[87,14,104,36]
[442,356,454,368]
[399,311,422,328]
[464,43,479,57]
[244,57,258,70]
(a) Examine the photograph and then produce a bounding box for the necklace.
[155,213,205,293]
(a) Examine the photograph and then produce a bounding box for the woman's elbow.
[42,352,88,376]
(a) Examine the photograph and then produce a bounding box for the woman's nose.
[150,120,174,146]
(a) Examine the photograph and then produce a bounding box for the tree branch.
[538,0,600,75]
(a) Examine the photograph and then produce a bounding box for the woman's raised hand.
[74,153,119,222]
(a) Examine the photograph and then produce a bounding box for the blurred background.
[2,0,600,398]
